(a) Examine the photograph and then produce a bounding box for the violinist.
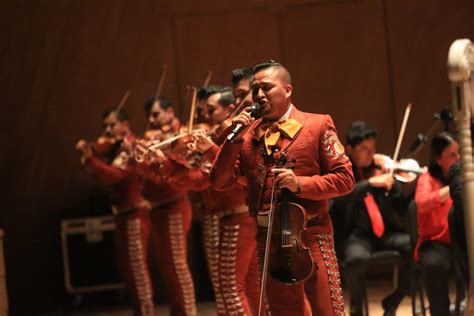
[230,67,264,313]
[138,96,197,316]
[415,132,460,316]
[147,86,261,315]
[196,85,221,124]
[76,109,155,316]
[232,67,254,109]
[211,60,354,315]
[143,96,181,141]
[333,121,411,316]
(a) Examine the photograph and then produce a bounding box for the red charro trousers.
[114,207,154,316]
[256,212,345,316]
[202,211,262,315]
[150,198,197,316]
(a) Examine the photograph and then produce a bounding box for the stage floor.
[43,277,460,315]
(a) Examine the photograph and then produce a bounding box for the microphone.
[227,103,263,142]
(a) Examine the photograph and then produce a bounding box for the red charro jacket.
[210,106,354,217]
[84,135,145,211]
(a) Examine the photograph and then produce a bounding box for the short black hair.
[231,68,254,88]
[102,109,128,122]
[252,60,283,73]
[197,85,225,101]
[143,96,172,115]
[252,60,292,85]
[203,86,235,108]
[428,132,457,183]
[216,89,236,108]
[346,121,377,147]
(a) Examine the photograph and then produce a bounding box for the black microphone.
[227,103,263,142]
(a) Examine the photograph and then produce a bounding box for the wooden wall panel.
[2,0,474,314]
[173,10,281,109]
[2,0,178,313]
[386,0,474,162]
[280,0,395,153]
[160,0,265,15]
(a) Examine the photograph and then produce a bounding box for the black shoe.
[383,306,396,316]
[382,292,403,316]
[349,304,363,316]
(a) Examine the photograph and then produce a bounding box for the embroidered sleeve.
[321,129,347,161]
[210,140,243,191]
[297,115,355,200]
[85,155,128,184]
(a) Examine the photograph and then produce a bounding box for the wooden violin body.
[209,118,233,145]
[92,136,122,161]
[266,154,315,284]
[373,153,426,183]
[143,129,164,141]
[269,196,314,284]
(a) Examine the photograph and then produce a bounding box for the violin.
[208,99,253,145]
[166,125,208,168]
[208,117,233,145]
[257,154,314,316]
[78,90,131,161]
[76,135,123,163]
[373,153,426,183]
[143,129,164,141]
[92,136,122,160]
[268,154,314,283]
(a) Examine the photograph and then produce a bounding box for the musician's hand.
[369,173,394,191]
[233,106,254,126]
[148,148,167,164]
[229,107,255,142]
[272,168,300,193]
[132,140,148,163]
[194,130,214,153]
[76,140,92,159]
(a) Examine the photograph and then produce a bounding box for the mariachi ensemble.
[75,39,474,316]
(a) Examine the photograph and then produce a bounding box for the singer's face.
[252,67,292,121]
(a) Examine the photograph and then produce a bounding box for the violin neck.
[280,188,291,232]
[280,188,291,204]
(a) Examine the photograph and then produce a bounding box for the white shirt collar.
[278,105,293,121]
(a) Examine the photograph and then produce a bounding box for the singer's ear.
[285,84,293,98]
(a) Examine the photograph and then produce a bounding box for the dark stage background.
[1,0,473,314]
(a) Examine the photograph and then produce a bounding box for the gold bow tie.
[254,119,302,155]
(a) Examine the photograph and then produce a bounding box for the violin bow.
[155,64,168,99]
[257,174,278,316]
[144,64,168,132]
[202,70,213,87]
[101,89,131,136]
[187,87,198,132]
[229,98,249,117]
[115,89,131,113]
[184,70,213,111]
[389,103,412,179]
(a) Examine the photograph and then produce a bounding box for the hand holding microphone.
[227,103,263,142]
